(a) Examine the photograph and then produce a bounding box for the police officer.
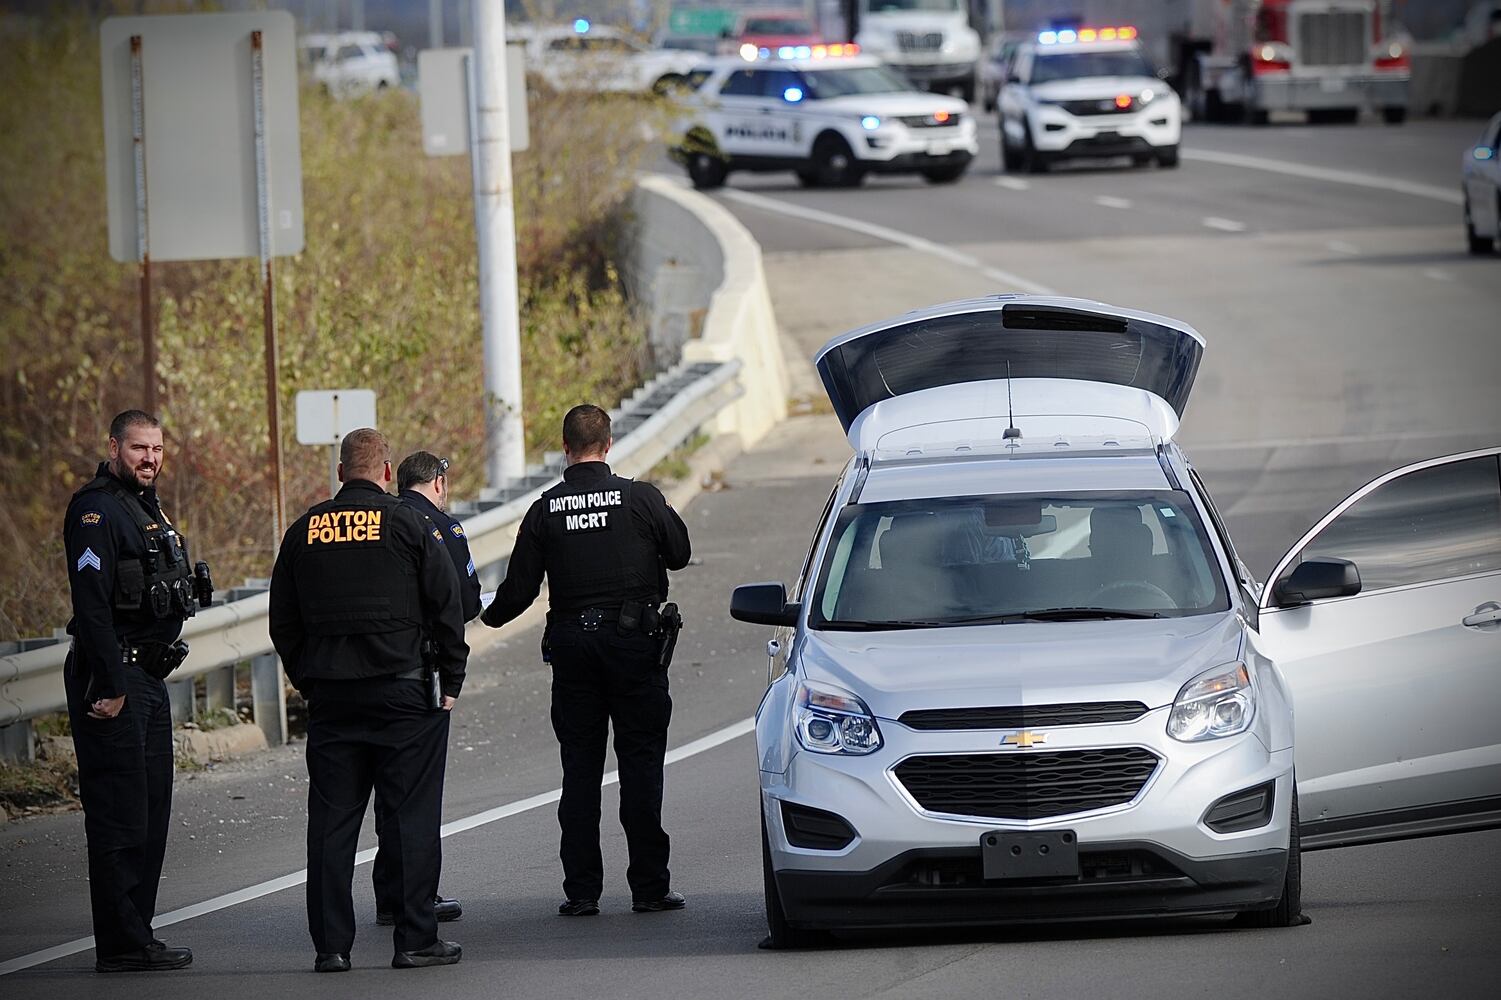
[481,404,691,916]
[269,428,468,973]
[62,410,201,973]
[367,451,480,927]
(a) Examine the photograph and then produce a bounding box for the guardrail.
[0,358,741,758]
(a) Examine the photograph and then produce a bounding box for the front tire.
[1157,144,1180,168]
[1465,197,1495,254]
[1382,106,1407,125]
[1236,786,1304,928]
[761,814,823,949]
[687,152,728,190]
[812,134,864,188]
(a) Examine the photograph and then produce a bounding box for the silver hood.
[797,612,1245,722]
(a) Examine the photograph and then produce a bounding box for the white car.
[1463,112,1501,255]
[998,27,1181,172]
[731,294,1501,945]
[674,52,977,189]
[514,22,706,95]
[308,31,400,97]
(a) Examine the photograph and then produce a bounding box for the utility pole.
[429,0,444,48]
[472,0,526,488]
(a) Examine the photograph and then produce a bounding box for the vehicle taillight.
[1373,40,1410,71]
[1114,94,1132,109]
[1252,42,1293,74]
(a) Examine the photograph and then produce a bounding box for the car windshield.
[744,17,815,35]
[867,0,963,12]
[1031,50,1156,83]
[802,66,914,98]
[811,492,1229,629]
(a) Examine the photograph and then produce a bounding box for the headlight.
[860,115,881,130]
[795,680,883,755]
[1167,663,1255,742]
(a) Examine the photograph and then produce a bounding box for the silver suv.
[732,295,1501,946]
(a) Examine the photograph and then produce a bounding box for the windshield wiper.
[936,607,1165,625]
[818,619,947,631]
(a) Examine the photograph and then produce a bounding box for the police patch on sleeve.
[465,557,476,577]
[449,522,465,538]
[432,527,445,543]
[76,547,102,572]
[80,511,103,527]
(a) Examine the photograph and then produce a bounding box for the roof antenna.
[1003,360,1022,442]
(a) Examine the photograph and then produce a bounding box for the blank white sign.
[295,389,377,445]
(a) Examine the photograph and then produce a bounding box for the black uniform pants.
[548,622,673,902]
[304,675,450,955]
[64,651,174,958]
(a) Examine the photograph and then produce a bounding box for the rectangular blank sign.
[295,389,377,445]
[101,11,304,263]
[418,44,529,157]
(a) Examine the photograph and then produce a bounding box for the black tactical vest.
[296,490,420,635]
[540,473,660,611]
[74,472,195,620]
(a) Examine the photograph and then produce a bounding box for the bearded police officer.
[270,428,468,973]
[63,410,207,973]
[366,451,480,927]
[481,404,691,916]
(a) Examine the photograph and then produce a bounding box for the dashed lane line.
[0,717,756,977]
[1181,148,1462,206]
[1094,195,1134,210]
[994,177,1031,191]
[1202,216,1249,233]
[718,187,1059,295]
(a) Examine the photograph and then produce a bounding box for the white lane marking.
[718,187,1058,295]
[1422,268,1455,282]
[0,717,757,977]
[1094,195,1133,210]
[1326,240,1361,255]
[1181,148,1463,206]
[994,177,1031,191]
[1202,216,1248,233]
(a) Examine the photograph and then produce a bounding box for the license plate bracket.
[981,829,1080,879]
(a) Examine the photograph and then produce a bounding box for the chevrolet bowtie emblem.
[1001,730,1047,748]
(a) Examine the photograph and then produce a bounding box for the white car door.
[1257,449,1501,849]
[713,67,794,160]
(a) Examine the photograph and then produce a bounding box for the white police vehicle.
[998,26,1181,173]
[674,47,977,189]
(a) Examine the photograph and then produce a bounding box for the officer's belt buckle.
[580,608,605,632]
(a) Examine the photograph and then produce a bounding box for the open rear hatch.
[815,296,1205,434]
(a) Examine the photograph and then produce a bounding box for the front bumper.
[776,842,1288,928]
[762,707,1293,924]
[860,123,978,167]
[1027,102,1181,155]
[884,59,975,89]
[1254,72,1409,110]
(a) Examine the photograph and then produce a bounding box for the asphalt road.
[3,117,1498,997]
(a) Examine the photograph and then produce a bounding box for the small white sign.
[295,389,377,445]
[419,44,529,157]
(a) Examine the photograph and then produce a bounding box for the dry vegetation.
[1,8,671,639]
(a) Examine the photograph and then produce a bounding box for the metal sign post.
[129,34,155,414]
[251,29,285,546]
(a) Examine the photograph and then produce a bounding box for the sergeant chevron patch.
[76,548,102,572]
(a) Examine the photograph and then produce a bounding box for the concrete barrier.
[626,174,790,450]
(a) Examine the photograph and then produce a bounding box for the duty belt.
[550,607,620,631]
[120,640,190,680]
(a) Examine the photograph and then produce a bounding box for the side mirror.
[1272,557,1361,607]
[730,582,800,627]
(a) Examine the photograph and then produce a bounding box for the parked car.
[308,31,400,97]
[1463,112,1501,254]
[514,22,707,95]
[732,294,1501,946]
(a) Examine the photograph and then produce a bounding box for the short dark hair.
[563,404,611,455]
[109,409,159,441]
[340,427,390,479]
[397,451,447,492]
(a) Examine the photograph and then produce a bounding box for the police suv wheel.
[795,169,821,188]
[812,134,864,188]
[1157,144,1181,168]
[687,152,728,190]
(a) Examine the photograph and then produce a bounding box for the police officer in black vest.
[62,410,205,973]
[481,404,692,916]
[365,451,481,927]
[269,428,468,973]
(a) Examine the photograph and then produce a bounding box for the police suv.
[674,47,977,189]
[998,26,1181,173]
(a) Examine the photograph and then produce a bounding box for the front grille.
[901,701,1149,731]
[896,30,943,52]
[896,112,963,129]
[1057,98,1136,116]
[894,747,1159,820]
[1296,10,1368,67]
